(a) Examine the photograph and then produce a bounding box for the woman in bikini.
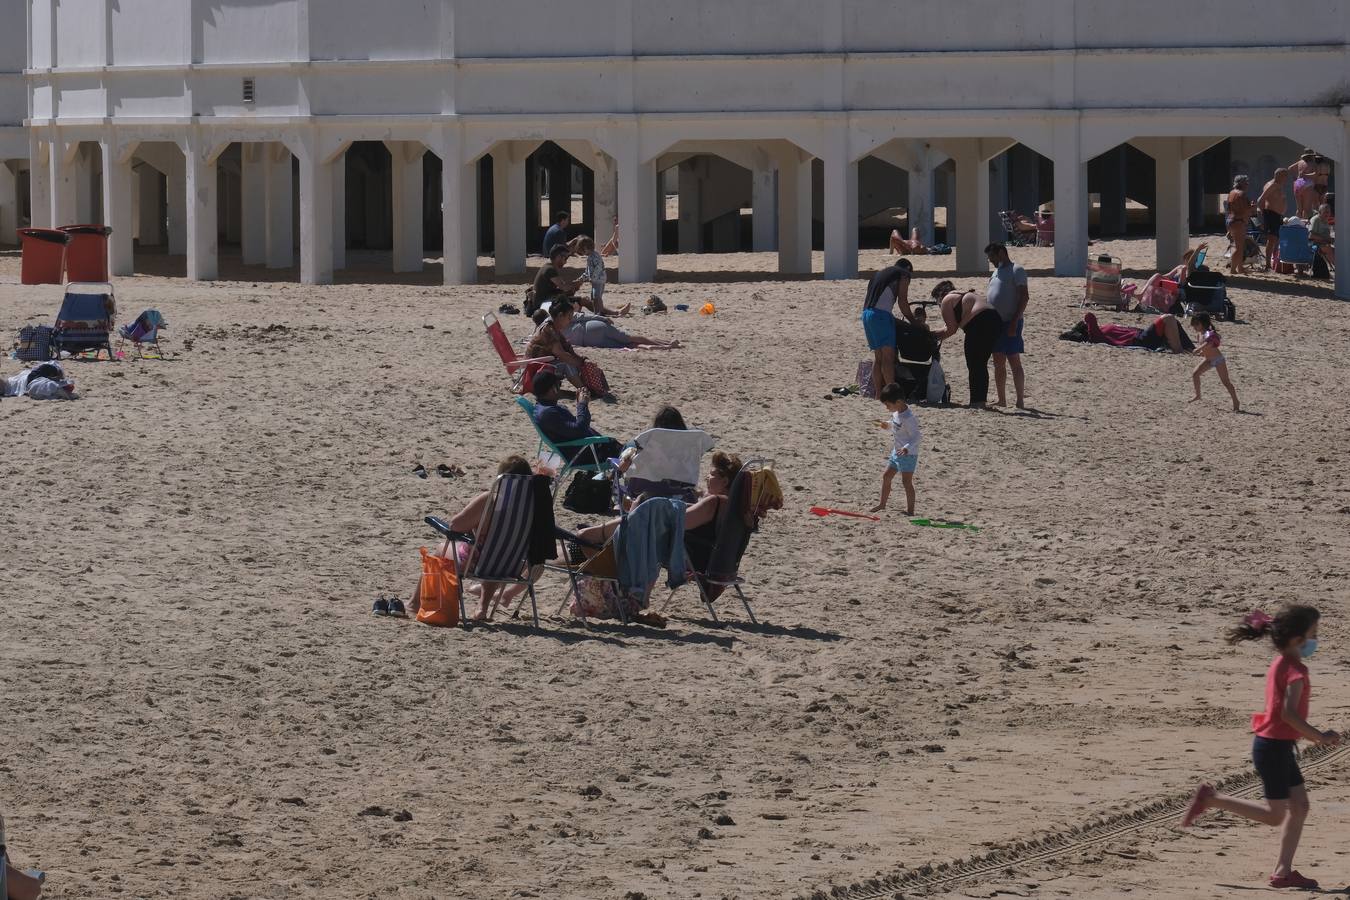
[1291,150,1318,219]
[931,280,1004,409]
[1226,176,1253,275]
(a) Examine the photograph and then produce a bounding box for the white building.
[19,0,1350,297]
[1,0,27,244]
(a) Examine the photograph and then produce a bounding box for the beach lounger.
[53,281,116,360]
[484,311,555,394]
[662,458,774,624]
[998,211,1035,247]
[424,472,552,628]
[515,395,614,482]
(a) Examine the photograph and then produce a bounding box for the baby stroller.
[894,311,948,405]
[117,309,167,359]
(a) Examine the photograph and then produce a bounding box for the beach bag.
[562,471,613,515]
[579,360,609,396]
[926,360,948,405]
[15,326,54,362]
[415,547,460,627]
[856,360,876,398]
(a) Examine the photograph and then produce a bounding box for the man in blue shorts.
[986,242,1029,409]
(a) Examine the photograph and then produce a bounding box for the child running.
[1183,605,1340,890]
[1188,312,1239,411]
[871,382,920,515]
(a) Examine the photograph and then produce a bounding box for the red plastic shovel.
[809,506,881,522]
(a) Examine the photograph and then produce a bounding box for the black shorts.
[1252,736,1304,800]
[1262,209,1284,236]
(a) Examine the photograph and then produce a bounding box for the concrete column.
[331,153,346,271]
[824,152,859,279]
[298,151,334,285]
[677,159,703,253]
[0,163,17,243]
[389,142,424,273]
[1052,121,1088,276]
[952,144,991,274]
[751,164,776,251]
[101,141,134,276]
[777,151,811,274]
[616,138,657,283]
[908,163,935,245]
[49,140,77,227]
[166,156,186,255]
[137,165,164,246]
[1153,141,1189,274]
[185,144,218,281]
[592,153,617,250]
[440,141,478,286]
[240,144,265,264]
[492,146,527,275]
[29,137,52,228]
[75,146,96,224]
[264,143,294,269]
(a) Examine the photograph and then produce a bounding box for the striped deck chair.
[425,473,546,627]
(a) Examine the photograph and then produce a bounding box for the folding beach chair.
[1081,255,1124,309]
[998,211,1034,247]
[117,309,166,359]
[1035,212,1054,247]
[484,311,555,394]
[1278,223,1316,273]
[622,427,715,502]
[515,396,614,481]
[53,281,115,360]
[663,458,775,624]
[553,496,689,626]
[423,472,552,628]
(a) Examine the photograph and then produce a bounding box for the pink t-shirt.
[1252,655,1309,741]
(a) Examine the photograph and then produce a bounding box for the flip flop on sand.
[436,463,465,479]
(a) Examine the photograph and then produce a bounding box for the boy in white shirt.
[872,382,921,515]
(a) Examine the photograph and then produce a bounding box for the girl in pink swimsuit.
[1188,312,1239,411]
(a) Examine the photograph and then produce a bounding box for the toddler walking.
[1183,605,1340,890]
[1188,312,1239,411]
[577,237,629,318]
[871,382,920,515]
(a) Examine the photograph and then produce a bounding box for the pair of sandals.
[642,295,667,315]
[413,463,465,479]
[372,596,407,617]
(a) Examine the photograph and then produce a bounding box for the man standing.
[1227,176,1253,275]
[541,211,571,258]
[1257,169,1289,270]
[985,242,1029,409]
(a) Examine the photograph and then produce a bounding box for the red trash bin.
[60,224,113,282]
[18,228,70,285]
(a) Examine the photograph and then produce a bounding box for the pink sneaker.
[1182,783,1215,827]
[1269,870,1319,890]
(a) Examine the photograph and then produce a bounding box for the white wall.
[194,0,299,64]
[310,0,441,61]
[112,2,187,66]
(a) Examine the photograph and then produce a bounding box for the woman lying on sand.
[410,455,534,622]
[530,305,681,351]
[1059,312,1194,353]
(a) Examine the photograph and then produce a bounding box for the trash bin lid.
[18,228,72,244]
[59,224,113,236]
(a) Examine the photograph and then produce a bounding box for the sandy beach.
[2,239,1348,899]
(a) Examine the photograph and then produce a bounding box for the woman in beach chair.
[615,405,715,503]
[411,455,539,622]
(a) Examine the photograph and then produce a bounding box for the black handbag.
[562,471,614,515]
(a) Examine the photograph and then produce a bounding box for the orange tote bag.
[415,547,461,627]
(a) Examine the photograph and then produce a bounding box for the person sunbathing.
[888,229,930,255]
[530,307,681,351]
[410,456,536,621]
[1062,312,1193,353]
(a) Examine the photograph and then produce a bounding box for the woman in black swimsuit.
[932,281,1004,408]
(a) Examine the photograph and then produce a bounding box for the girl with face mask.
[1182,605,1339,890]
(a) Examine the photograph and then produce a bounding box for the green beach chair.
[515,396,614,481]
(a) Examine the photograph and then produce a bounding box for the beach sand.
[2,239,1348,899]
